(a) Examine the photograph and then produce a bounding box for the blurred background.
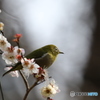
[0,0,100,100]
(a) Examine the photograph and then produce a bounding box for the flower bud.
[0,22,4,31]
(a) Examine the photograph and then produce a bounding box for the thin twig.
[0,31,4,36]
[16,37,30,92]
[16,41,20,48]
[19,70,30,91]
[47,97,50,100]
[0,77,4,100]
[23,76,52,100]
[23,80,39,100]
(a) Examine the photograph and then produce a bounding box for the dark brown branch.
[47,97,50,100]
[19,70,30,91]
[23,76,52,100]
[0,30,4,36]
[0,50,3,54]
[23,80,39,100]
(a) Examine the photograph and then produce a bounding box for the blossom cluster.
[0,32,40,78]
[21,58,40,77]
[41,79,60,98]
[0,22,60,99]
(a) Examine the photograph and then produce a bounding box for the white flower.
[21,58,32,68]
[41,79,60,98]
[0,34,11,51]
[30,63,40,73]
[4,67,19,77]
[21,58,40,77]
[2,51,18,64]
[0,27,3,31]
[0,22,4,31]
[42,69,48,80]
[34,68,48,80]
[41,85,57,98]
[49,79,60,93]
[22,63,40,77]
[22,68,31,77]
[14,46,25,55]
[2,46,25,64]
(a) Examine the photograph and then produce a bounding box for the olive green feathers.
[3,44,63,76]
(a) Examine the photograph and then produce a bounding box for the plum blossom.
[4,67,19,77]
[2,46,25,64]
[21,58,40,77]
[21,58,33,68]
[0,34,11,51]
[13,34,22,42]
[22,63,40,77]
[16,55,22,61]
[0,22,4,31]
[41,85,56,97]
[41,79,60,98]
[2,51,18,64]
[14,34,22,38]
[14,46,25,55]
[34,67,48,81]
[49,79,60,93]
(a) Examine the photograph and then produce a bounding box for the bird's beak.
[59,51,64,54]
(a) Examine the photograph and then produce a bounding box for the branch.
[19,70,30,91]
[23,76,52,100]
[23,80,39,100]
[0,78,4,100]
[16,38,30,91]
[0,30,4,36]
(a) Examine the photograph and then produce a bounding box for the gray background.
[0,0,100,100]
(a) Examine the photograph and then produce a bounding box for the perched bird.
[3,44,64,76]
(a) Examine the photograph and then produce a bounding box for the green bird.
[3,44,64,76]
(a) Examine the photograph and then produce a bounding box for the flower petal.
[4,67,19,77]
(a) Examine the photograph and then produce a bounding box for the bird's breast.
[35,53,55,69]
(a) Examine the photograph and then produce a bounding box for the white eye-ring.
[55,48,59,52]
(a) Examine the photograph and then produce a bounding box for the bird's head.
[42,44,64,56]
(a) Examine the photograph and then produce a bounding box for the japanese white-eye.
[3,44,63,76]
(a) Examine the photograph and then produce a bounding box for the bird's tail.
[3,62,22,77]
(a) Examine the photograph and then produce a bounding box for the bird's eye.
[55,48,58,52]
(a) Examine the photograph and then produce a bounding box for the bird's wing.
[26,48,45,59]
[35,53,53,68]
